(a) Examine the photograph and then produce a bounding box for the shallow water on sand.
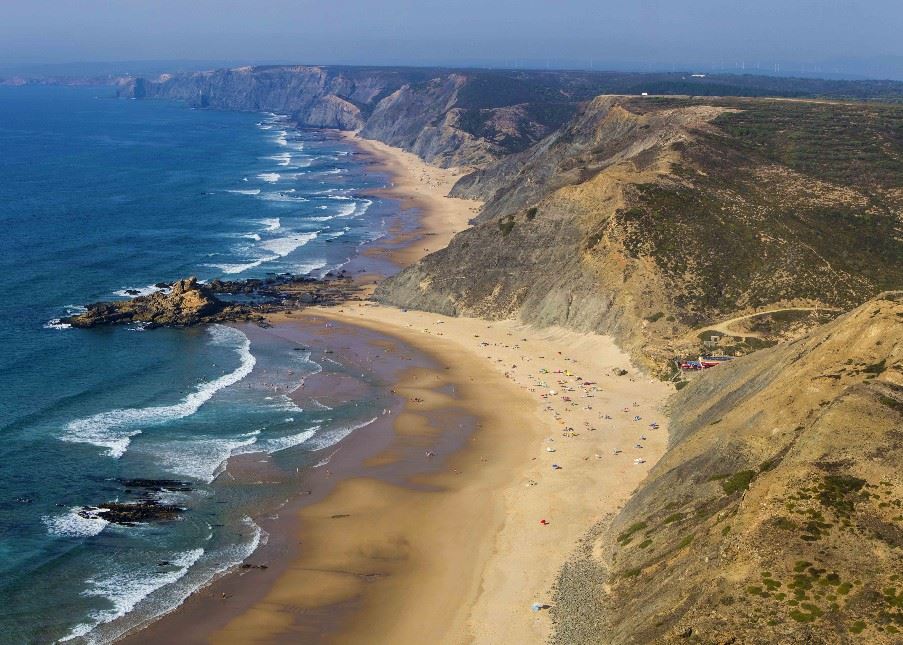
[0,85,398,642]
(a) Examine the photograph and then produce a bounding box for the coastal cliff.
[117,66,596,167]
[121,65,903,371]
[118,65,903,171]
[552,292,903,644]
[376,95,903,370]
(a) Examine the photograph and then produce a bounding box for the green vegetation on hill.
[382,93,903,372]
[618,96,903,315]
[552,294,903,644]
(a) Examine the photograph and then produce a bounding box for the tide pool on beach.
[0,85,398,642]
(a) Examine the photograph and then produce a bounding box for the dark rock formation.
[64,274,362,329]
[65,277,254,328]
[80,501,184,526]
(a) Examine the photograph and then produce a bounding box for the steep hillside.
[376,95,903,370]
[552,292,903,644]
[119,66,903,170]
[118,66,605,167]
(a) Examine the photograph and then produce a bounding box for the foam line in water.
[259,191,309,203]
[226,188,261,196]
[258,231,318,257]
[60,326,255,458]
[62,517,266,644]
[234,425,320,455]
[257,173,281,183]
[43,506,110,538]
[295,259,328,276]
[61,548,204,643]
[308,417,378,451]
[44,318,72,330]
[203,259,268,274]
[258,217,281,231]
[44,305,86,330]
[157,430,260,483]
[112,284,166,298]
[267,152,292,166]
[336,202,356,217]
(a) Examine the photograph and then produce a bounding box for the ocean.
[0,85,397,642]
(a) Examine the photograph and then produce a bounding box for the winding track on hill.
[693,306,843,339]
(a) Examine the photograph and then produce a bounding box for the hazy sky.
[2,0,902,76]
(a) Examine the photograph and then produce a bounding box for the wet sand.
[120,133,673,644]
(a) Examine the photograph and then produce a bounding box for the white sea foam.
[242,233,262,241]
[274,131,288,146]
[61,548,204,643]
[336,202,356,217]
[43,507,110,538]
[234,425,319,455]
[226,188,261,196]
[257,173,281,183]
[267,152,292,166]
[112,284,164,298]
[259,191,309,203]
[61,326,255,458]
[295,259,329,276]
[259,217,281,231]
[61,516,266,644]
[44,305,86,330]
[156,430,260,483]
[44,318,72,330]
[261,427,319,453]
[258,232,318,257]
[356,199,373,216]
[204,259,268,274]
[308,417,378,451]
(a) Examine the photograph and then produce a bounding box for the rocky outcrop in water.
[65,277,252,328]
[80,501,184,526]
[65,273,362,329]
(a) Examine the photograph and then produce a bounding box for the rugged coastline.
[99,124,675,644]
[56,67,903,643]
[64,273,363,329]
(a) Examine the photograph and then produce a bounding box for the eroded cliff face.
[552,292,903,644]
[120,66,398,130]
[377,95,903,371]
[375,96,733,367]
[118,66,591,168]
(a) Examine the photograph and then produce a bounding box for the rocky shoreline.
[64,273,362,329]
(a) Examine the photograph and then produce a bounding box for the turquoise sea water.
[0,86,394,643]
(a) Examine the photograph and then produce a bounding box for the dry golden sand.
[164,136,673,644]
[342,132,480,278]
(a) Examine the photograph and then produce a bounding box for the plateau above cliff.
[118,65,903,170]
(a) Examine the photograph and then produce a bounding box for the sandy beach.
[123,133,673,644]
